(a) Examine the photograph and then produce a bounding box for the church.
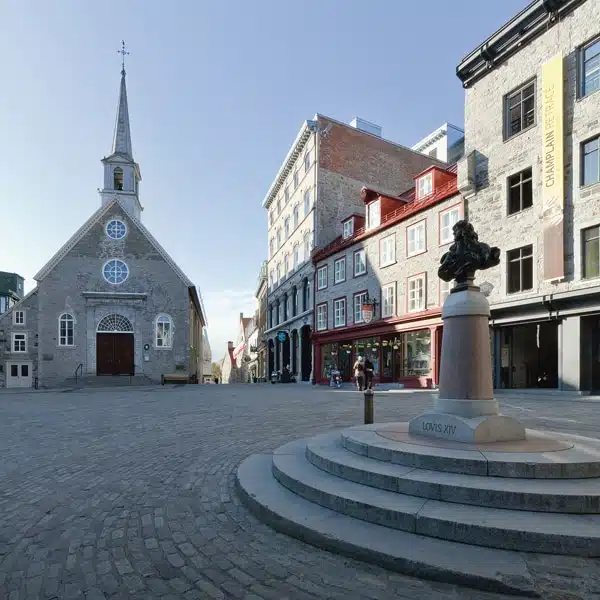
[0,62,207,389]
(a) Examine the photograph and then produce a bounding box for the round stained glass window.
[103,259,129,285]
[106,220,127,240]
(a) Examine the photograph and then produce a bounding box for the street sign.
[278,331,287,342]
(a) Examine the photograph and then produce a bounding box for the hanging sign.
[362,303,374,324]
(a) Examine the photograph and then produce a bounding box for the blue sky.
[1,0,528,358]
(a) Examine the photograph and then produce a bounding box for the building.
[456,0,600,392]
[0,64,206,388]
[312,165,463,386]
[255,261,268,380]
[0,272,24,315]
[202,328,212,383]
[263,114,446,382]
[245,315,260,382]
[221,313,252,383]
[412,123,465,163]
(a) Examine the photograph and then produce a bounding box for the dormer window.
[113,167,124,191]
[366,200,380,230]
[417,173,433,199]
[343,218,354,239]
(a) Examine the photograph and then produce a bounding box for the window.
[269,269,275,287]
[380,235,396,267]
[582,136,600,186]
[580,36,600,97]
[504,80,535,140]
[293,244,299,270]
[284,253,290,276]
[381,284,395,318]
[304,189,311,216]
[303,278,310,311]
[583,226,600,279]
[293,169,299,189]
[440,207,460,244]
[284,186,290,204]
[106,220,127,240]
[417,173,433,199]
[354,292,368,324]
[113,167,124,190]
[278,300,284,324]
[269,238,275,257]
[277,262,282,282]
[13,310,25,325]
[277,199,281,215]
[507,245,534,293]
[11,332,27,353]
[97,314,133,332]
[508,168,533,214]
[354,249,366,276]
[440,279,452,304]
[269,210,274,226]
[293,204,299,228]
[333,298,346,328]
[317,266,328,290]
[155,315,173,348]
[407,221,426,256]
[284,217,290,239]
[304,231,312,259]
[316,303,327,331]
[408,275,426,312]
[102,259,129,285]
[366,200,380,230]
[305,151,311,172]
[343,219,354,239]
[58,313,74,346]
[283,294,288,321]
[334,257,346,284]
[276,228,282,248]
[0,297,7,313]
[292,287,298,316]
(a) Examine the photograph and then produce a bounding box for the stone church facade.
[0,65,206,388]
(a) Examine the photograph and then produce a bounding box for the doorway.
[96,333,134,375]
[300,325,312,381]
[6,361,32,388]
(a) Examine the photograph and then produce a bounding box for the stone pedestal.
[409,286,525,443]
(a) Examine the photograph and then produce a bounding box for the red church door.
[96,333,134,375]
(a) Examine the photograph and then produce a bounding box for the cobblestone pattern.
[0,385,599,599]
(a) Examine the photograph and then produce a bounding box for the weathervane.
[117,40,130,74]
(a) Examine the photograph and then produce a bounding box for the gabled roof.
[0,287,38,324]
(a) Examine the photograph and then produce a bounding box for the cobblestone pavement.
[1,385,600,600]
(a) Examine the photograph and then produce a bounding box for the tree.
[211,362,222,381]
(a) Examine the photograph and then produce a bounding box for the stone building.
[456,0,600,392]
[220,314,253,384]
[411,123,465,164]
[0,272,24,316]
[263,115,446,382]
[312,165,462,387]
[254,261,268,380]
[0,65,206,388]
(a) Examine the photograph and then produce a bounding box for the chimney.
[350,117,382,138]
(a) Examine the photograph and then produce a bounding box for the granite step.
[236,452,540,597]
[273,438,600,556]
[306,431,600,513]
[341,424,600,479]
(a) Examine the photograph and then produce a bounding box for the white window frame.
[417,173,433,199]
[293,244,299,270]
[276,228,282,248]
[11,332,27,353]
[317,265,328,290]
[366,200,381,230]
[316,303,327,331]
[284,218,290,240]
[440,207,460,245]
[304,232,311,260]
[304,189,311,216]
[379,235,396,267]
[381,283,396,318]
[333,298,346,328]
[155,314,173,349]
[333,257,346,284]
[343,219,354,239]
[354,292,368,324]
[440,279,452,305]
[13,310,25,325]
[58,313,75,347]
[407,221,426,257]
[277,262,282,282]
[284,253,290,275]
[305,151,311,172]
[408,274,426,313]
[354,249,366,276]
[293,204,299,229]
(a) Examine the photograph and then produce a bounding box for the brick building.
[312,166,462,387]
[263,115,445,381]
[0,66,206,388]
[456,0,600,392]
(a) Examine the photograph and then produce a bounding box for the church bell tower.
[99,42,143,220]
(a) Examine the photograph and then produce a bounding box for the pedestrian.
[364,357,374,390]
[353,356,365,391]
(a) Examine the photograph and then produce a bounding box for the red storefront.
[313,311,443,388]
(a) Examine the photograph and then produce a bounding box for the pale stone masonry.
[263,114,445,381]
[456,0,600,392]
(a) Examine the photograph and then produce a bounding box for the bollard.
[364,389,374,424]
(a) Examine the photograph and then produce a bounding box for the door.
[6,362,32,388]
[96,333,134,375]
[592,326,600,392]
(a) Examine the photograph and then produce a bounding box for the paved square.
[0,384,599,599]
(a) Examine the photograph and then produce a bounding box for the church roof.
[111,68,133,158]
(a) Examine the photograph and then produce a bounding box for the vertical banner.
[541,53,565,281]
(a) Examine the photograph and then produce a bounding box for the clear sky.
[1,0,528,360]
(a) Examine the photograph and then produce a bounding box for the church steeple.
[99,41,143,220]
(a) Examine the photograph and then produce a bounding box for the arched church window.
[106,220,127,240]
[113,167,124,191]
[97,314,133,332]
[58,313,74,346]
[103,259,129,285]
[155,314,173,348]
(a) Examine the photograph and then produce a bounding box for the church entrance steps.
[236,423,600,594]
[64,374,155,389]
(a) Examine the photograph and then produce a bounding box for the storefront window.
[354,337,380,376]
[400,330,431,377]
[321,343,339,378]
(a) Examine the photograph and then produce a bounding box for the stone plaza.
[0,384,599,599]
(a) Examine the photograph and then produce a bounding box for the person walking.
[364,357,375,390]
[353,356,365,391]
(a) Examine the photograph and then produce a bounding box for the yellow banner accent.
[541,53,565,282]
